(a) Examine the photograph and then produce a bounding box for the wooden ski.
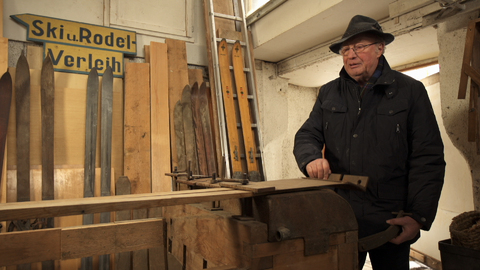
[181,84,198,174]
[81,67,99,270]
[218,39,243,179]
[100,66,113,270]
[0,71,12,188]
[41,55,55,270]
[232,41,261,182]
[174,100,186,175]
[12,54,31,270]
[191,82,208,175]
[198,82,217,176]
[15,54,31,204]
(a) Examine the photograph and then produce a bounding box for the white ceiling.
[249,0,441,87]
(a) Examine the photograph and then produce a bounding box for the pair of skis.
[218,39,261,181]
[82,66,114,270]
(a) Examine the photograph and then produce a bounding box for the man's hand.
[306,158,331,179]
[387,216,423,245]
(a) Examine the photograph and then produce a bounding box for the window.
[402,64,439,81]
[247,0,271,15]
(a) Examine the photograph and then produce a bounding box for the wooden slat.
[115,176,132,270]
[150,42,171,193]
[188,68,203,87]
[0,219,164,266]
[0,188,251,221]
[166,39,189,171]
[0,228,61,266]
[459,18,480,99]
[0,37,9,233]
[62,219,164,259]
[124,62,151,195]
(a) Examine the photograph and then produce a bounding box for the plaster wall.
[255,61,316,180]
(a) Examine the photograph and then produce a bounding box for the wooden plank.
[150,42,171,193]
[166,39,189,171]
[62,219,164,260]
[0,218,164,266]
[0,37,8,73]
[124,62,151,195]
[27,46,43,70]
[0,36,8,236]
[459,19,480,99]
[0,228,61,266]
[124,62,151,269]
[0,188,252,221]
[188,68,204,87]
[115,176,132,270]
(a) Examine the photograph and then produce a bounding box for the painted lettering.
[93,34,102,45]
[67,33,77,41]
[59,25,64,39]
[46,22,57,38]
[64,55,74,67]
[95,59,104,70]
[105,32,114,47]
[77,56,86,68]
[79,27,91,43]
[116,37,124,48]
[31,20,44,36]
[47,48,63,65]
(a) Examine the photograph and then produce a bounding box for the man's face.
[341,34,384,85]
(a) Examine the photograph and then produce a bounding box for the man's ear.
[376,43,385,57]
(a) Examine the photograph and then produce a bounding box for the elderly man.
[293,15,445,269]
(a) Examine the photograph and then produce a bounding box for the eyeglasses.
[340,42,380,56]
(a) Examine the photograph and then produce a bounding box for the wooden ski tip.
[42,53,53,66]
[0,71,12,87]
[16,53,29,70]
[89,67,98,76]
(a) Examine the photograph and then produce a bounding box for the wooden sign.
[45,43,124,77]
[11,13,136,77]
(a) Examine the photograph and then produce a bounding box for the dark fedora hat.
[329,15,395,54]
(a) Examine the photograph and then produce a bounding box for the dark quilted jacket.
[293,56,445,239]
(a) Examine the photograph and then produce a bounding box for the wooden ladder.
[459,17,480,154]
[203,0,265,180]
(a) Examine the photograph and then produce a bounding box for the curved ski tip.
[89,67,98,76]
[103,65,113,78]
[0,70,12,85]
[16,53,29,69]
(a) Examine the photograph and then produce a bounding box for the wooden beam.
[166,39,189,171]
[0,219,164,266]
[0,228,61,266]
[0,188,251,221]
[124,62,151,195]
[150,42,171,193]
[62,219,164,259]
